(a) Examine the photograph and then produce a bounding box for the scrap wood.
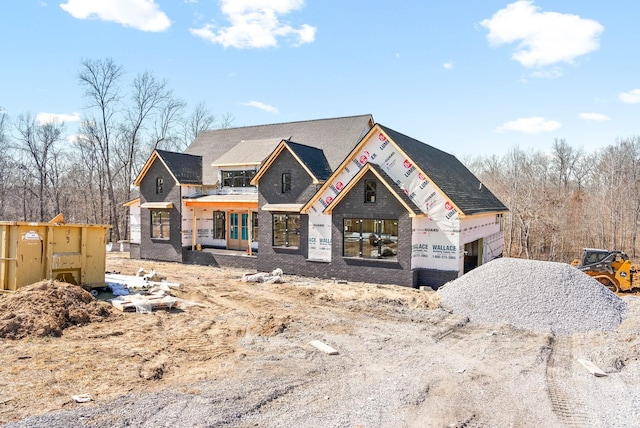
[309,340,339,355]
[578,358,608,377]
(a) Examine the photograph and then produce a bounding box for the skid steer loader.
[572,248,640,293]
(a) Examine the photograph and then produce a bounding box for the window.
[282,173,292,193]
[230,213,239,240]
[151,210,170,239]
[365,179,376,203]
[213,211,225,239]
[273,213,300,248]
[343,218,398,259]
[155,177,164,194]
[252,212,258,242]
[241,213,249,240]
[222,170,256,187]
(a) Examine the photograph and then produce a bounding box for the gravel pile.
[437,257,627,335]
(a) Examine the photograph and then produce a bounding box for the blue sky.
[2,0,640,158]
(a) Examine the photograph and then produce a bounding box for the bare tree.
[152,97,187,151]
[14,113,65,221]
[179,101,217,150]
[0,108,12,218]
[78,58,124,240]
[119,71,173,201]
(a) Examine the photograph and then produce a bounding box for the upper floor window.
[282,173,292,193]
[222,170,256,187]
[365,179,376,203]
[155,177,164,194]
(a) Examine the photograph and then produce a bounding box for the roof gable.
[323,163,424,217]
[302,124,507,219]
[134,149,202,186]
[251,140,332,185]
[186,114,374,185]
[378,125,507,215]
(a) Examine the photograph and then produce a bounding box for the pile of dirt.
[0,280,111,339]
[437,257,628,334]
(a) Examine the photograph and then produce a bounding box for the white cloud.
[495,116,561,134]
[619,89,640,104]
[579,112,610,121]
[190,0,316,48]
[480,0,603,68]
[59,0,171,32]
[526,68,563,80]
[442,62,454,70]
[243,101,279,114]
[36,112,81,124]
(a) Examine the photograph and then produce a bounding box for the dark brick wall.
[129,243,141,259]
[257,169,418,288]
[413,269,459,290]
[258,149,318,205]
[183,249,257,270]
[257,149,315,273]
[139,159,183,263]
[329,171,414,287]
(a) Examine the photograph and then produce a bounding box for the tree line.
[466,137,640,263]
[0,58,232,242]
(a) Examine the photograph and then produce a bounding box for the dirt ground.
[1,253,639,427]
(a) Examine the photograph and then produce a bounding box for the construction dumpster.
[0,221,111,291]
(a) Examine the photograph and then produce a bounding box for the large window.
[222,170,256,187]
[213,211,225,239]
[151,210,171,239]
[343,218,398,259]
[273,213,300,248]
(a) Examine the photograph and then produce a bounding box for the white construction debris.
[241,268,284,283]
[105,269,186,313]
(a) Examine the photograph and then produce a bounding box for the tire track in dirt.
[431,313,470,343]
[545,335,596,427]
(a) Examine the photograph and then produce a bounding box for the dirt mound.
[0,280,111,339]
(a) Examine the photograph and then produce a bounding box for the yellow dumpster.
[0,221,111,291]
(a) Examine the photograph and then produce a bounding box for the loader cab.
[581,248,612,267]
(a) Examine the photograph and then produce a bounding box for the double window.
[273,213,300,248]
[151,210,170,239]
[343,218,398,259]
[222,170,256,187]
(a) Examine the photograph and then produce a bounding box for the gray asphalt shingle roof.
[185,114,374,185]
[155,149,202,185]
[378,125,507,215]
[211,138,283,167]
[284,141,333,182]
